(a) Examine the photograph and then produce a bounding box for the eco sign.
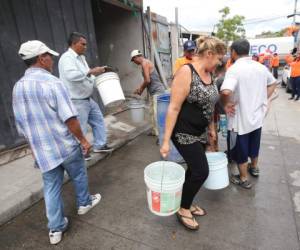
[248,37,294,56]
[250,44,277,55]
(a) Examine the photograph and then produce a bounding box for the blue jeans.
[72,98,107,148]
[42,146,91,231]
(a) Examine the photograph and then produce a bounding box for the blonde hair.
[195,36,226,56]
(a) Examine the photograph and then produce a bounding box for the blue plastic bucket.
[157,94,184,163]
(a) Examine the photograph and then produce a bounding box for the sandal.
[248,163,260,177]
[176,212,199,231]
[230,175,252,189]
[190,205,207,217]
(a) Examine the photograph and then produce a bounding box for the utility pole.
[175,7,179,46]
[293,0,298,25]
[146,6,154,63]
[170,7,180,72]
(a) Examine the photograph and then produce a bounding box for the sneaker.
[78,194,101,215]
[93,145,113,153]
[289,97,295,100]
[295,97,299,101]
[49,217,69,245]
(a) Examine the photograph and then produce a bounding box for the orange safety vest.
[290,59,300,77]
[271,56,279,67]
[173,57,193,75]
[285,54,294,65]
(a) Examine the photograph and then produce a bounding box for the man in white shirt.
[59,32,112,160]
[221,39,277,189]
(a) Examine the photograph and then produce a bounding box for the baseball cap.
[130,49,142,61]
[183,40,196,51]
[18,40,59,60]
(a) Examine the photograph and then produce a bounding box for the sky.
[143,0,299,38]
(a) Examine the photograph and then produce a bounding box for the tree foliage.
[215,7,245,44]
[255,29,285,38]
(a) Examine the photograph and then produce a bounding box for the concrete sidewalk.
[1,87,300,249]
[0,108,151,227]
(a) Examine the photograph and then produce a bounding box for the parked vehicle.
[248,37,294,62]
[282,65,292,93]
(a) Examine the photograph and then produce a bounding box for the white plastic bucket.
[144,161,185,216]
[95,72,125,106]
[204,152,229,190]
[128,100,145,123]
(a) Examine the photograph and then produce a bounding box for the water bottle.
[219,114,227,137]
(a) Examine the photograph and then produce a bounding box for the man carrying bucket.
[221,39,277,189]
[59,32,112,160]
[130,50,165,136]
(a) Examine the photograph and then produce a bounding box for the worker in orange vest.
[285,54,295,65]
[289,52,300,101]
[286,48,297,65]
[173,40,195,75]
[271,53,280,79]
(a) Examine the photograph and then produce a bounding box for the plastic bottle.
[219,114,227,137]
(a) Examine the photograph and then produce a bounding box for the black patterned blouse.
[172,64,219,145]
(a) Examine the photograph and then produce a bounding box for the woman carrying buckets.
[160,36,226,230]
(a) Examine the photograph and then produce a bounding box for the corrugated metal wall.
[151,13,172,83]
[0,0,100,151]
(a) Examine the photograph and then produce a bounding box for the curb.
[0,123,151,227]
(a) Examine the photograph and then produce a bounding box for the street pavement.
[1,87,300,250]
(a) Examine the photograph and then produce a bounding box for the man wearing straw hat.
[13,40,101,245]
[59,32,112,160]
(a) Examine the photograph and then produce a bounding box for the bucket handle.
[160,161,165,192]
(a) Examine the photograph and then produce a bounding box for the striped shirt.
[12,67,79,173]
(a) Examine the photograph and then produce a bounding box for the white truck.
[248,36,294,59]
[249,37,294,91]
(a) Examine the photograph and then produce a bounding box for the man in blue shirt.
[13,40,101,245]
[58,32,112,160]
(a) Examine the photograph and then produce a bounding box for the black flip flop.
[190,205,207,217]
[176,212,199,231]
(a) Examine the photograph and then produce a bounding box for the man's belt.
[71,98,90,101]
